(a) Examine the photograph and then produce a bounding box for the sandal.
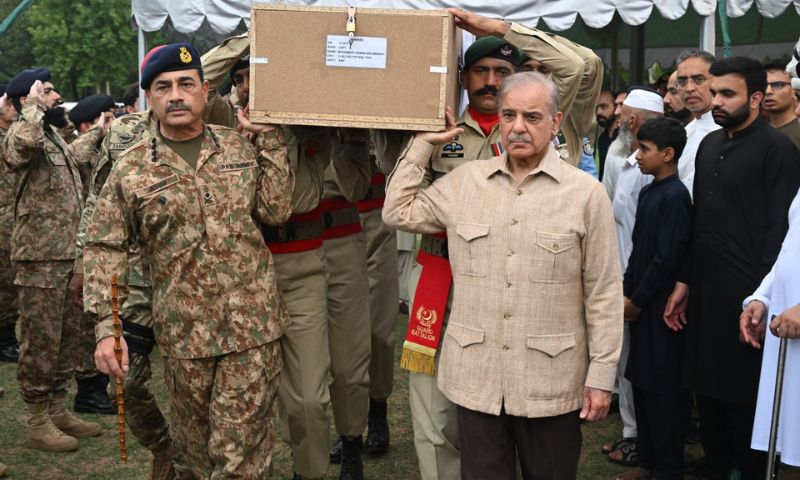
[607,438,639,466]
[601,437,636,455]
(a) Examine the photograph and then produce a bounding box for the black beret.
[464,37,521,70]
[68,94,116,125]
[230,56,250,81]
[6,67,51,98]
[0,84,6,97]
[140,42,202,90]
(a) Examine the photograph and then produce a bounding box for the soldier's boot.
[0,325,19,363]
[25,402,79,452]
[74,373,115,415]
[49,391,102,438]
[365,399,389,456]
[339,435,364,480]
[150,440,177,480]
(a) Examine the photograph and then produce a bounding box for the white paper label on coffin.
[429,66,448,73]
[325,35,387,69]
[250,57,269,64]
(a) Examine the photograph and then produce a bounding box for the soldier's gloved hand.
[95,335,129,379]
[68,273,84,308]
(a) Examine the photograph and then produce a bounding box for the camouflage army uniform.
[0,128,20,353]
[83,119,293,478]
[66,126,107,383]
[264,125,332,478]
[2,96,93,405]
[74,111,171,451]
[321,129,372,440]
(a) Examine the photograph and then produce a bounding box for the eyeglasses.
[675,75,708,88]
[767,81,789,90]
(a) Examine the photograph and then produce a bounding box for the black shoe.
[339,435,364,480]
[74,374,116,415]
[0,343,19,362]
[365,399,389,456]
[330,436,342,464]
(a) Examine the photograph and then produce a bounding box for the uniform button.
[503,313,511,319]
[507,250,514,256]
[512,219,518,225]
[506,282,512,288]
[502,345,510,351]
[553,243,559,249]
[516,189,522,196]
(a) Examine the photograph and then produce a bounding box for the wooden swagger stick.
[111,275,127,464]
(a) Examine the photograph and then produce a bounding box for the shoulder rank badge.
[179,47,192,64]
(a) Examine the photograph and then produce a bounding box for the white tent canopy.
[131,0,800,34]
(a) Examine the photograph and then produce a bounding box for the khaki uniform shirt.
[83,121,294,359]
[505,23,603,166]
[202,33,249,128]
[383,137,622,418]
[284,125,332,214]
[429,110,501,183]
[3,97,93,262]
[323,129,371,201]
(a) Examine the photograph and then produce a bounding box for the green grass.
[1,316,798,479]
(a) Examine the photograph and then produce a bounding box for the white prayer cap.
[792,77,800,90]
[623,88,664,114]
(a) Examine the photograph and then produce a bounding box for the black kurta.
[684,117,800,407]
[624,174,693,393]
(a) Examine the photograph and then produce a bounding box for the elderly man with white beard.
[601,88,664,470]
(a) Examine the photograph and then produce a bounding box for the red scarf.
[468,107,499,136]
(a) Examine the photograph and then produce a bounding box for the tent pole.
[700,14,716,54]
[138,27,147,110]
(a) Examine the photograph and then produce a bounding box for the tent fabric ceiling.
[131,0,800,34]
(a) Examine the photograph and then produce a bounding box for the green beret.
[464,37,521,70]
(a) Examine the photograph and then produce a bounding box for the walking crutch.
[765,316,789,480]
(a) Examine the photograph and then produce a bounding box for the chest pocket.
[135,174,184,241]
[45,145,71,191]
[219,161,257,232]
[451,222,491,277]
[530,231,581,283]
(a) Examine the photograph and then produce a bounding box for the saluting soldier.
[86,43,294,478]
[0,85,20,364]
[3,67,102,453]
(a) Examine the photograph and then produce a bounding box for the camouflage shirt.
[0,128,19,251]
[83,120,294,359]
[3,97,94,262]
[74,112,152,289]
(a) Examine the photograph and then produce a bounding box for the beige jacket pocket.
[525,333,579,398]
[451,222,491,277]
[441,322,485,392]
[530,231,580,283]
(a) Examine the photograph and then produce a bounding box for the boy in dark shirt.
[621,117,692,480]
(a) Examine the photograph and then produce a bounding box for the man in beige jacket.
[383,72,622,478]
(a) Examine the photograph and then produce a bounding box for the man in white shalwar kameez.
[740,189,800,467]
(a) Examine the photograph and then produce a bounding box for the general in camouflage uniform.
[3,67,102,453]
[73,108,177,476]
[84,43,294,479]
[0,86,20,363]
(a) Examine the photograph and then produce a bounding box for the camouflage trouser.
[14,261,78,404]
[163,341,282,479]
[122,285,170,452]
[73,310,99,380]
[0,249,18,336]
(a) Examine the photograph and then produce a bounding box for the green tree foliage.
[25,0,138,100]
[0,0,34,84]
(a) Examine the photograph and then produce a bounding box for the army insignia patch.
[117,132,135,143]
[441,141,464,159]
[179,47,192,64]
[583,138,594,156]
[416,305,438,328]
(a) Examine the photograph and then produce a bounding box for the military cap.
[140,42,202,90]
[464,37,521,70]
[68,94,116,125]
[6,67,51,98]
[230,56,250,80]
